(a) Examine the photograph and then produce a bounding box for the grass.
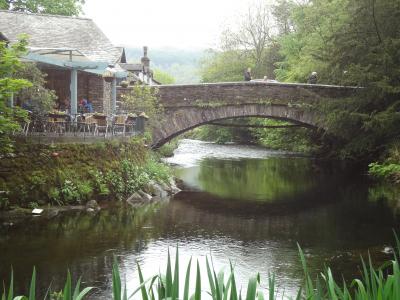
[3,234,400,299]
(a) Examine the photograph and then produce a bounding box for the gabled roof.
[0,10,124,63]
[119,63,143,72]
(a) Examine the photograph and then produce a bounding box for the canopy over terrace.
[23,47,127,116]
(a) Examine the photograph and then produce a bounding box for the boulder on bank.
[127,192,142,202]
[137,190,152,201]
[144,180,169,198]
[146,179,181,197]
[126,192,145,207]
[85,200,100,212]
[125,178,181,205]
[167,178,182,195]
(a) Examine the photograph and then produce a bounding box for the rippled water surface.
[1,139,400,299]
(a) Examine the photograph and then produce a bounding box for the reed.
[3,234,400,299]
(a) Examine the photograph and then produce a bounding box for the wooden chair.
[113,115,128,136]
[125,114,137,135]
[77,114,95,134]
[93,115,109,136]
[46,112,68,134]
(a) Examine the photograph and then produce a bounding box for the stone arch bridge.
[120,82,359,148]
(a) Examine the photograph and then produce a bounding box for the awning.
[23,47,128,78]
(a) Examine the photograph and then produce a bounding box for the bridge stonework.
[118,82,358,148]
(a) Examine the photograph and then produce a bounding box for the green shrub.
[89,170,110,196]
[0,192,10,210]
[75,180,94,202]
[60,180,81,204]
[105,170,125,200]
[47,187,63,206]
[144,157,171,184]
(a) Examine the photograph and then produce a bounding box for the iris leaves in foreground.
[3,236,400,300]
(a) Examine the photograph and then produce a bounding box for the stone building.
[0,10,155,115]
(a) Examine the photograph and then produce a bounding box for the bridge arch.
[151,103,321,148]
[117,81,359,148]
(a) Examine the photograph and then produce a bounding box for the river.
[1,139,399,299]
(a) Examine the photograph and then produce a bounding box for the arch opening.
[152,115,319,149]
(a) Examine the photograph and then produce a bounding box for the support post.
[111,77,117,114]
[70,69,78,116]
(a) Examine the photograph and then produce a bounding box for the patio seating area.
[17,111,147,138]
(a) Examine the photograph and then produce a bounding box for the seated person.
[79,98,94,113]
[85,99,94,113]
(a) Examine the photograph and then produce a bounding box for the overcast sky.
[83,0,257,49]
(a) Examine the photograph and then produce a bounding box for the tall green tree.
[0,38,31,154]
[0,0,85,16]
[274,0,400,159]
[200,49,253,83]
[153,69,175,84]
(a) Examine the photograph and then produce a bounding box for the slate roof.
[0,10,124,63]
[119,63,143,72]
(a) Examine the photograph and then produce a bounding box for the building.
[0,10,155,115]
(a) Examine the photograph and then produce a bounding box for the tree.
[271,0,296,35]
[200,49,253,83]
[0,0,85,16]
[120,84,163,131]
[14,62,56,119]
[0,37,32,154]
[153,69,175,84]
[221,1,274,78]
[273,0,400,159]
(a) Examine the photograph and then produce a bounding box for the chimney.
[141,46,150,74]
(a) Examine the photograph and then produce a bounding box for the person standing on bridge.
[244,68,252,81]
[308,71,318,84]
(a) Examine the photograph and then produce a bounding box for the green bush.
[47,187,63,206]
[60,180,81,204]
[0,192,10,210]
[369,143,400,184]
[369,162,400,183]
[75,180,94,202]
[89,170,110,196]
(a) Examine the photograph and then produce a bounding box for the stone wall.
[152,104,318,148]
[156,82,359,107]
[88,74,107,112]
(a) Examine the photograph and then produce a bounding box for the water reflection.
[178,157,360,202]
[0,203,165,298]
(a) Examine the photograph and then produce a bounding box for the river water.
[1,139,400,298]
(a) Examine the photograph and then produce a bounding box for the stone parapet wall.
[156,82,359,107]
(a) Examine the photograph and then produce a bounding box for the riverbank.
[0,138,177,211]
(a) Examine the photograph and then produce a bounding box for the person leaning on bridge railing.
[307,72,318,84]
[244,67,252,81]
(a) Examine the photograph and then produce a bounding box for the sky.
[83,0,256,49]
